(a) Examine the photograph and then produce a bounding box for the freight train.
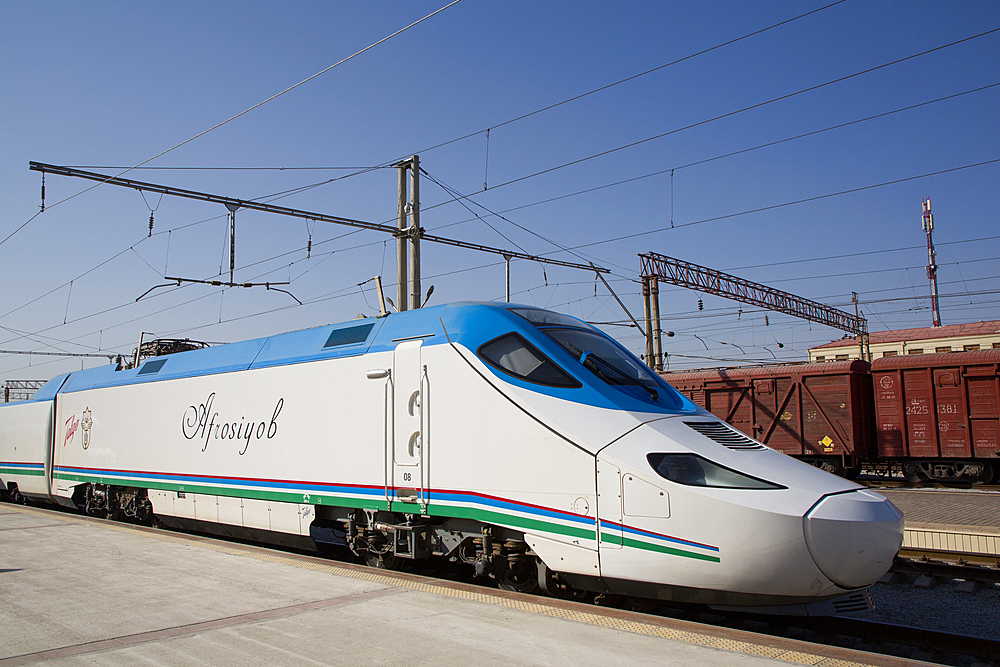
[0,302,903,614]
[662,349,1000,484]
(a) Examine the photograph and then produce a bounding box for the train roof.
[17,301,699,416]
[43,303,459,395]
[25,302,586,397]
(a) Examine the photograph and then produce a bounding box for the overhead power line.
[555,158,1000,254]
[1,1,463,249]
[0,349,118,360]
[475,28,1000,194]
[409,1,849,158]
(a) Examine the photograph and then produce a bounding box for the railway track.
[660,605,1000,666]
[860,479,1000,492]
[7,500,999,666]
[894,550,1000,582]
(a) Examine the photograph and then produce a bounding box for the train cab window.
[478,333,580,388]
[647,453,784,490]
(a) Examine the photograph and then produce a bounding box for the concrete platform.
[880,489,1000,532]
[880,489,1000,560]
[0,504,921,667]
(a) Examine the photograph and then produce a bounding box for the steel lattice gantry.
[639,251,870,370]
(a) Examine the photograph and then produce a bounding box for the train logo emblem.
[81,408,93,450]
[63,415,79,447]
[879,376,893,390]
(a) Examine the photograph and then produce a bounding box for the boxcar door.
[391,340,427,510]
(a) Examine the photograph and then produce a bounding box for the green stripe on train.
[601,531,720,563]
[53,471,597,543]
[0,467,44,477]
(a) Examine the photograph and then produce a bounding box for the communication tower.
[922,198,942,327]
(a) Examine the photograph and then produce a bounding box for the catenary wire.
[405,1,849,158]
[11,78,990,329]
[452,29,1000,195]
[411,82,999,230]
[6,155,995,357]
[0,1,463,249]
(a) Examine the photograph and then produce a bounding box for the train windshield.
[514,325,678,410]
[507,307,687,409]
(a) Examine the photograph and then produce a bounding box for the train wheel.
[962,461,993,485]
[902,463,926,483]
[818,460,845,476]
[498,557,539,594]
[8,485,26,504]
[364,550,402,570]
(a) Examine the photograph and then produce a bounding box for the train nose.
[803,490,904,590]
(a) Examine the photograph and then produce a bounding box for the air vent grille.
[832,590,872,615]
[684,421,765,451]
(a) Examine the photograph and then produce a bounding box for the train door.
[596,459,623,550]
[390,340,428,511]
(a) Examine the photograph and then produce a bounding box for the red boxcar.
[871,349,1000,482]
[661,361,875,475]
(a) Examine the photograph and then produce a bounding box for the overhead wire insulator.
[40,174,45,213]
[698,298,703,311]
[140,190,163,238]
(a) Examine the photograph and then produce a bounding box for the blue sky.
[1,1,997,382]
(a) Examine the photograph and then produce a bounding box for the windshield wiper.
[580,351,659,401]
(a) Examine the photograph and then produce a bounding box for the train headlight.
[647,453,785,489]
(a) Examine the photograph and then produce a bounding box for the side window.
[137,359,167,375]
[324,321,376,348]
[478,333,581,388]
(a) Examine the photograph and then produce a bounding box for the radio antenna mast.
[922,198,942,327]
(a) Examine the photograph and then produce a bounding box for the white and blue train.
[0,302,903,613]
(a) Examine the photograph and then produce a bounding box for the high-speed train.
[0,302,903,613]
